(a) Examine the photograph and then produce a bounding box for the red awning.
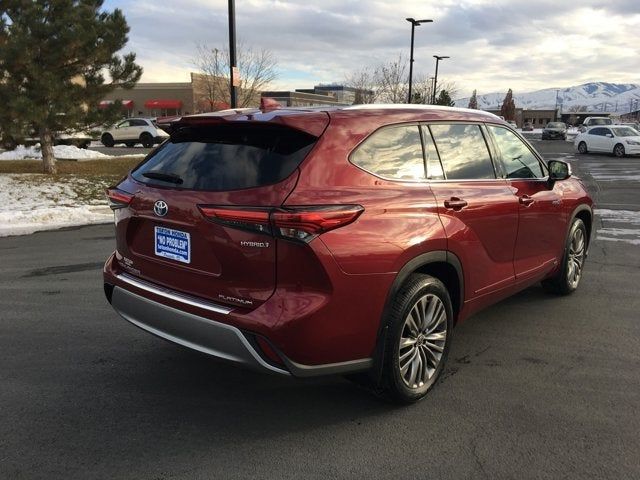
[144,99,182,110]
[99,100,134,109]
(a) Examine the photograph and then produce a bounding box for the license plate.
[154,226,191,264]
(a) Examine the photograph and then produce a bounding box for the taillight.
[198,206,271,234]
[272,205,364,242]
[198,205,364,242]
[105,188,133,210]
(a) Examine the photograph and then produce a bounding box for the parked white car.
[101,118,169,148]
[574,126,640,157]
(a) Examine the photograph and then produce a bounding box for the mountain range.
[454,82,640,113]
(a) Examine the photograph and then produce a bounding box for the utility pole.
[405,18,433,104]
[432,55,449,104]
[228,0,238,108]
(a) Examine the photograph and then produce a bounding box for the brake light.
[198,206,271,234]
[105,188,133,210]
[198,205,364,242]
[272,206,364,242]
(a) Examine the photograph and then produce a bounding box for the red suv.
[104,105,593,403]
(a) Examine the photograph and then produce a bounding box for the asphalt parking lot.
[1,139,639,479]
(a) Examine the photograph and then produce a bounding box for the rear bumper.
[103,261,374,378]
[109,284,290,375]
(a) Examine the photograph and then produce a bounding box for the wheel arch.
[571,204,593,253]
[369,251,464,384]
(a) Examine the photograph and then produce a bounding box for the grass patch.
[0,157,143,176]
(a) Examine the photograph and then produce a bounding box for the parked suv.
[103,105,593,403]
[101,118,169,148]
[579,116,612,132]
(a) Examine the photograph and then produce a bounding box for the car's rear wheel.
[542,218,587,295]
[101,133,114,147]
[140,133,154,148]
[613,143,625,157]
[380,274,453,403]
[578,141,588,154]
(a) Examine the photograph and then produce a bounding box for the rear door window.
[131,124,317,191]
[428,124,496,180]
[487,125,544,179]
[350,125,426,181]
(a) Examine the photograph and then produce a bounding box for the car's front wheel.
[380,274,453,403]
[542,218,587,295]
[613,143,625,158]
[578,141,588,154]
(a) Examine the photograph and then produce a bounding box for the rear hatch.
[114,117,326,309]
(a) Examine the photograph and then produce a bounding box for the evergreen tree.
[468,89,478,109]
[500,88,516,121]
[435,89,455,107]
[0,1,142,173]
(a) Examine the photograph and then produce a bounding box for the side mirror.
[606,133,613,138]
[548,160,571,183]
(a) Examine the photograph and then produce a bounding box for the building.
[100,73,244,118]
[261,90,349,108]
[484,108,558,128]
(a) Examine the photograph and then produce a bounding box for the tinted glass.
[488,126,544,179]
[589,128,606,136]
[130,119,148,127]
[547,122,565,128]
[132,124,316,191]
[429,124,495,180]
[117,120,131,128]
[588,118,612,125]
[351,125,425,181]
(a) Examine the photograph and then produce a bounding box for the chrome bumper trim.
[116,273,232,315]
[111,286,289,375]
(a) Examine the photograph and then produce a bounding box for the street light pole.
[555,89,559,121]
[406,18,433,104]
[432,55,449,104]
[228,0,238,108]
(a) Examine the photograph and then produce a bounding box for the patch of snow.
[0,174,112,237]
[0,144,110,161]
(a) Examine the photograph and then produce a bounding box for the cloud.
[104,0,640,97]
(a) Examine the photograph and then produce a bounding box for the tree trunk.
[39,126,56,174]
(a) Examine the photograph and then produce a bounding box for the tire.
[542,218,587,295]
[78,141,89,149]
[613,143,625,158]
[101,133,114,147]
[379,274,454,404]
[577,142,588,154]
[140,133,154,148]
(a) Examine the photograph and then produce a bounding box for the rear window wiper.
[142,171,184,184]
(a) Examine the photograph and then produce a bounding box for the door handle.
[444,197,468,210]
[519,195,534,206]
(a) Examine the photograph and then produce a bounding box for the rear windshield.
[131,124,317,191]
[547,122,565,128]
[587,118,612,125]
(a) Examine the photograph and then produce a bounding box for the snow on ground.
[0,144,111,161]
[0,174,112,237]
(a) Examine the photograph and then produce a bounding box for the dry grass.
[0,157,143,176]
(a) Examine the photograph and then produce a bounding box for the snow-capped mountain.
[455,82,640,113]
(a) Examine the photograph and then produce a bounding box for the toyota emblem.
[154,200,168,217]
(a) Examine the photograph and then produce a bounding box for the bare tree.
[410,73,433,104]
[194,42,278,109]
[344,67,378,104]
[375,54,408,104]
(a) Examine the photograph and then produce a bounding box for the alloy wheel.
[567,227,586,289]
[398,294,447,389]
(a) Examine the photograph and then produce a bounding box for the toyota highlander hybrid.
[103,105,593,403]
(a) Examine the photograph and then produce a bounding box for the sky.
[103,0,639,98]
